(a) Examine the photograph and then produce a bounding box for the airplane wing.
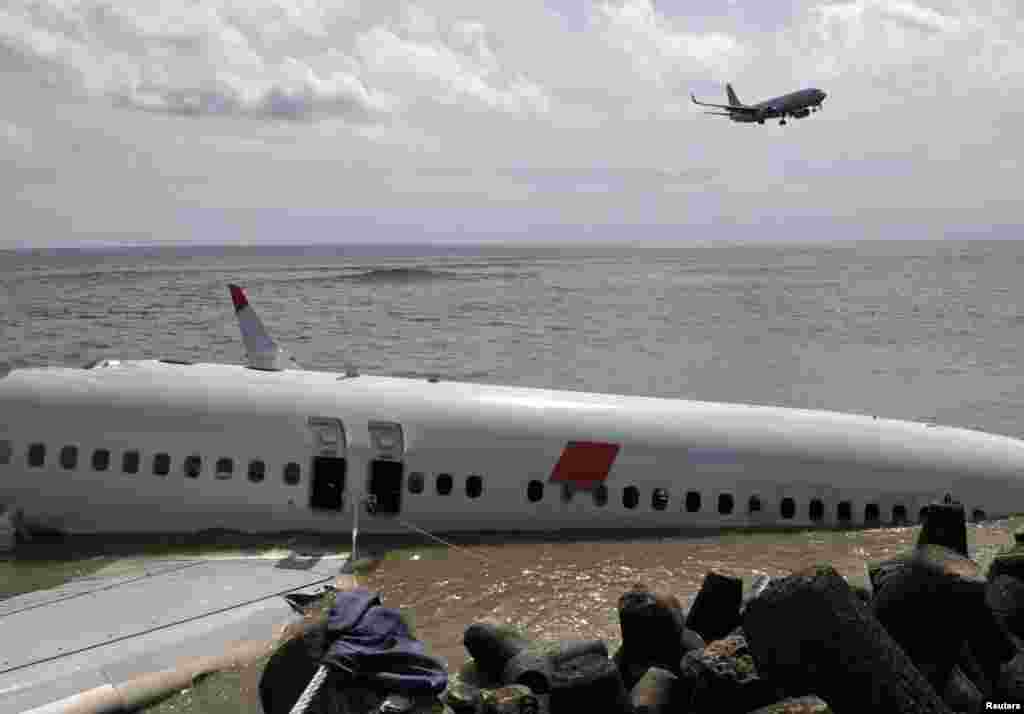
[228,284,300,371]
[690,93,759,114]
[1,553,350,712]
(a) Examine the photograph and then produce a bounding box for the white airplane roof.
[2,359,1022,477]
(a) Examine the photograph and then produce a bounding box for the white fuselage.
[1,359,1023,536]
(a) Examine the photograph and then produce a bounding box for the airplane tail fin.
[726,83,743,107]
[228,284,299,371]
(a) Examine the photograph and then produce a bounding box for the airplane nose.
[818,90,827,101]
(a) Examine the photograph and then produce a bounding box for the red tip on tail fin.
[229,284,248,311]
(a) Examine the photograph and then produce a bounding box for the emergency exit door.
[308,417,347,512]
[367,421,405,517]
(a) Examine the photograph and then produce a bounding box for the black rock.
[630,666,678,714]
[988,545,1024,583]
[968,576,1024,685]
[988,574,1024,639]
[617,586,686,662]
[676,631,783,714]
[502,639,608,694]
[917,502,968,557]
[613,628,704,692]
[548,651,631,714]
[957,641,994,701]
[611,646,647,696]
[871,545,987,692]
[743,565,953,714]
[614,585,697,690]
[942,665,983,714]
[850,585,872,605]
[685,571,743,643]
[464,624,533,682]
[998,651,1024,704]
[740,575,774,616]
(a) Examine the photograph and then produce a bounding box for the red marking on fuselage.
[549,441,620,489]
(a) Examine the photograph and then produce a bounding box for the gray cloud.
[0,1,551,122]
[0,0,1021,248]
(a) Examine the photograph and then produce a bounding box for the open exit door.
[307,417,347,512]
[366,421,405,517]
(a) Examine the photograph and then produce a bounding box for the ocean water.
[4,238,1024,663]
[4,239,1024,435]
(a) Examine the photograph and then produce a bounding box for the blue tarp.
[292,588,448,695]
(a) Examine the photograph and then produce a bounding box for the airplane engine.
[792,108,810,118]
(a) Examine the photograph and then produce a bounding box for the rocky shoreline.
[262,502,1024,714]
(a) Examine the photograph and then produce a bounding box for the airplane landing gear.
[779,119,787,126]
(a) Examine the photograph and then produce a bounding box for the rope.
[358,494,497,567]
[394,517,497,567]
[289,664,330,714]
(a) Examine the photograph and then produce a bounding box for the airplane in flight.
[691,83,826,125]
[0,284,1021,540]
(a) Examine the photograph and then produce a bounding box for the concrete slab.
[0,555,348,712]
[0,560,204,619]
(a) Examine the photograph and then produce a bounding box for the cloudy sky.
[0,0,1021,248]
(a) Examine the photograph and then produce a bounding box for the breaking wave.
[344,267,460,282]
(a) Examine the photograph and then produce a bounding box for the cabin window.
[92,449,110,472]
[748,495,762,514]
[153,453,170,476]
[466,475,483,499]
[408,472,425,494]
[28,443,45,467]
[0,440,11,465]
[972,508,986,522]
[123,450,140,474]
[436,473,453,496]
[652,488,669,511]
[248,460,265,483]
[892,504,908,524]
[527,480,544,503]
[864,503,880,524]
[719,493,735,515]
[60,445,78,470]
[284,462,301,485]
[593,484,608,507]
[685,490,701,513]
[780,497,795,519]
[184,455,202,479]
[623,486,639,509]
[809,499,825,522]
[837,501,852,523]
[216,458,234,479]
[561,483,574,503]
